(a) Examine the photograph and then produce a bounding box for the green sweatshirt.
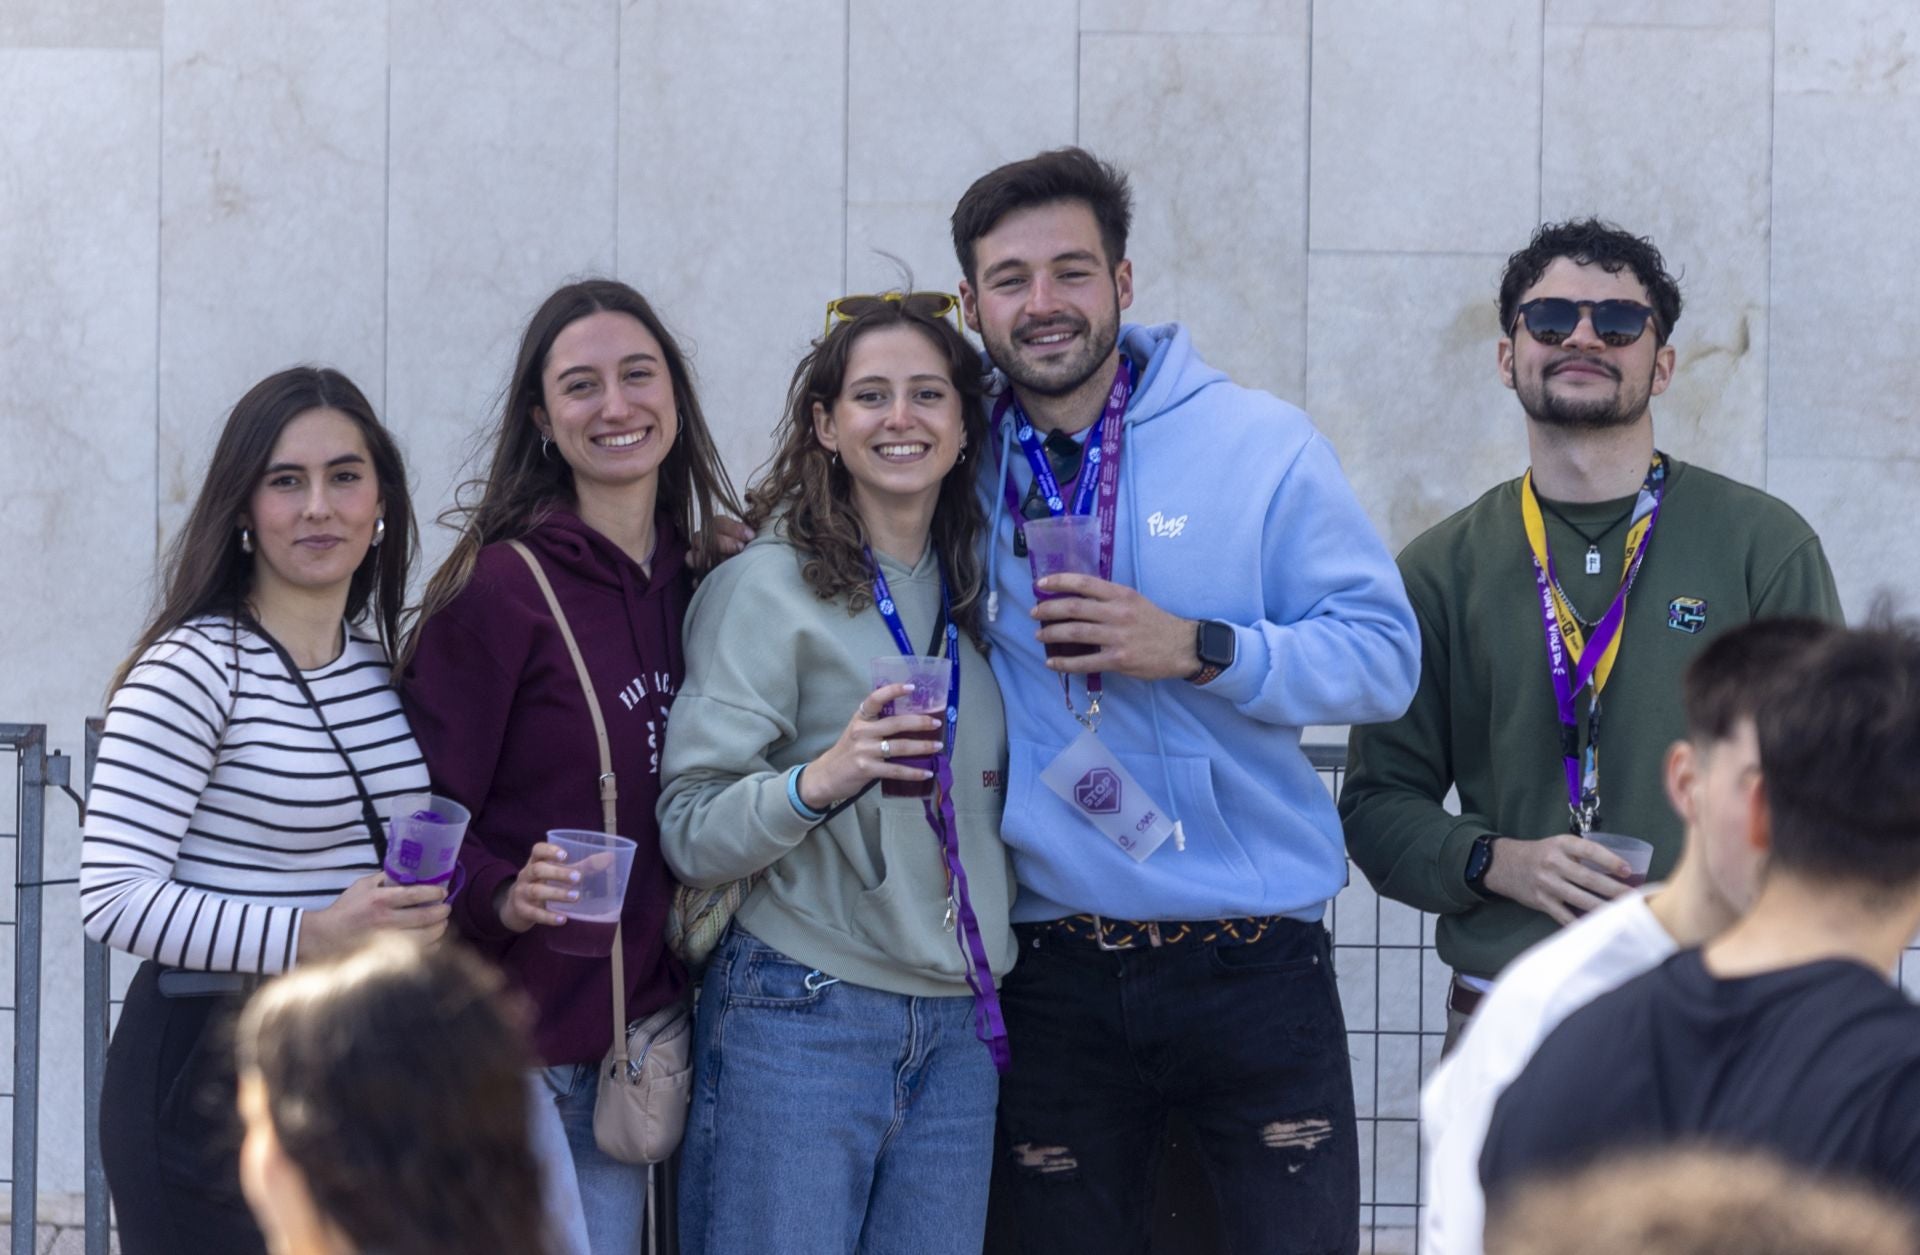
[1341,460,1842,979]
[657,532,1015,999]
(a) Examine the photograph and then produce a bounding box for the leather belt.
[1021,913,1287,952]
[1446,974,1485,1018]
[156,968,262,999]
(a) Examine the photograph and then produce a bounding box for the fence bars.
[81,719,109,1255]
[0,726,57,1255]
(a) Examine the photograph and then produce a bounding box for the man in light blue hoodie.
[952,147,1419,1255]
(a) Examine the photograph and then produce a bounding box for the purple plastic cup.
[385,793,471,898]
[871,655,950,798]
[1024,514,1101,658]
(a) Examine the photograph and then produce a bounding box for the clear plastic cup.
[545,828,638,956]
[385,793,471,896]
[1024,514,1101,659]
[870,655,951,798]
[1582,831,1654,888]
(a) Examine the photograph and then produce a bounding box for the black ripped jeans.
[989,919,1359,1255]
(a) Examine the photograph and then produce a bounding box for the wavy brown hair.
[746,297,990,645]
[109,367,414,695]
[235,934,550,1255]
[401,278,739,672]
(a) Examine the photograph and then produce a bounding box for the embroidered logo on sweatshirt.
[1667,597,1708,635]
[1146,511,1188,539]
[981,770,1002,790]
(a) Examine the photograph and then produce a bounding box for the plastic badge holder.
[1038,730,1175,864]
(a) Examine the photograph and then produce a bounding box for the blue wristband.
[787,764,826,822]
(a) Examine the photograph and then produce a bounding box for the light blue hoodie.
[981,322,1419,923]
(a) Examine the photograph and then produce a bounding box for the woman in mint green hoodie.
[658,292,1016,1255]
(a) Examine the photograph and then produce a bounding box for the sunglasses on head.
[1512,298,1657,348]
[823,290,962,338]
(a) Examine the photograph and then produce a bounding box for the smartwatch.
[1465,833,1499,898]
[1186,619,1235,685]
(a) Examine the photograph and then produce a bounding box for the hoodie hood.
[1117,321,1226,426]
[523,507,690,690]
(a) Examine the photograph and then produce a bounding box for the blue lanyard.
[865,549,1009,1071]
[867,550,960,753]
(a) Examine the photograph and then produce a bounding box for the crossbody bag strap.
[507,541,629,1063]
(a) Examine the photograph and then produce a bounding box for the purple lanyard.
[992,359,1132,717]
[867,551,1009,1072]
[1530,454,1667,832]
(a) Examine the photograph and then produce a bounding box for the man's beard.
[1518,358,1651,430]
[983,301,1121,399]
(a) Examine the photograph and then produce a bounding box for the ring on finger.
[880,738,892,758]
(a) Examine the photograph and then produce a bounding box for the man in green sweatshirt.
[1340,220,1842,1046]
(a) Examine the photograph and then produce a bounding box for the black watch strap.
[1465,834,1498,898]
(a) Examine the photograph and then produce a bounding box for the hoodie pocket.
[1009,737,1256,882]
[849,807,974,981]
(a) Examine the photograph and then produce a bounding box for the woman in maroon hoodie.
[400,279,738,1253]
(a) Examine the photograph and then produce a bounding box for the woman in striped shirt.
[80,367,448,1255]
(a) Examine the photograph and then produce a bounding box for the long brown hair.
[109,367,414,695]
[403,279,738,670]
[746,298,990,644]
[234,934,551,1255]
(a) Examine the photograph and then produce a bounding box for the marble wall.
[3,0,1914,1209]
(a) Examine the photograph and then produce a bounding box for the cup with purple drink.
[870,654,950,798]
[1024,513,1101,659]
[544,828,638,956]
[385,792,471,899]
[1581,831,1654,888]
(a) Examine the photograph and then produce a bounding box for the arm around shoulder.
[656,548,826,888]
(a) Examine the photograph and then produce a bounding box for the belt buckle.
[1091,914,1133,952]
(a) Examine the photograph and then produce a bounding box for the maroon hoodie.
[403,509,690,1065]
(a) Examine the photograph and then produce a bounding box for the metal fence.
[48,729,1440,1254]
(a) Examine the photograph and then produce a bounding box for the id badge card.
[1039,730,1175,863]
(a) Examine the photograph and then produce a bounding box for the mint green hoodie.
[657,532,1015,998]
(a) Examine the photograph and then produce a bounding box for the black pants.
[989,920,1360,1255]
[99,962,267,1255]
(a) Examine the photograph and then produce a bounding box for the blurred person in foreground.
[1481,615,1920,1213]
[1485,1147,1919,1255]
[234,932,551,1255]
[1421,616,1835,1253]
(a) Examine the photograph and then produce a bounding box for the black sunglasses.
[1512,298,1657,348]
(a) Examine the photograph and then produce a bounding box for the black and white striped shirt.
[80,615,429,974]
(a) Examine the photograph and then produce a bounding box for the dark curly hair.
[745,297,990,646]
[234,935,550,1255]
[1497,219,1684,345]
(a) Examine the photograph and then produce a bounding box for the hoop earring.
[540,434,553,461]
[239,526,254,555]
[371,517,386,548]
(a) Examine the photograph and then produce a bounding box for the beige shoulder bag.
[508,540,692,1166]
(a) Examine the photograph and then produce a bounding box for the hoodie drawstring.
[987,418,1014,623]
[1125,413,1187,853]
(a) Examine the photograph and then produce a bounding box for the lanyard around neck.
[992,359,1133,729]
[865,552,1008,1071]
[1519,453,1668,832]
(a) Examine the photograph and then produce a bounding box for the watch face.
[1198,619,1235,667]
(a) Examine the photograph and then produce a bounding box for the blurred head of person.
[1486,1145,1920,1255]
[233,935,548,1255]
[1662,617,1838,929]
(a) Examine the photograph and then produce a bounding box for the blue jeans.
[531,1061,653,1254]
[678,927,999,1255]
[991,919,1359,1255]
